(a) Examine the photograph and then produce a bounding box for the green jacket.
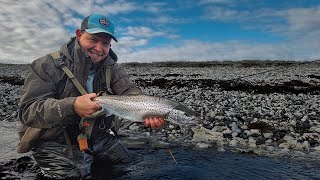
[17,37,142,153]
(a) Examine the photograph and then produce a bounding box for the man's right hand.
[73,93,101,118]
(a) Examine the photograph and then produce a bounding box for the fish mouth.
[175,115,201,126]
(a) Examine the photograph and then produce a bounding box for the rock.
[294,143,304,151]
[279,143,290,149]
[302,133,320,143]
[294,112,303,118]
[292,151,306,156]
[313,146,320,151]
[280,148,290,153]
[167,134,176,141]
[266,146,275,151]
[290,120,296,126]
[263,132,273,139]
[196,142,211,149]
[265,139,273,145]
[302,141,310,151]
[231,132,238,137]
[309,127,320,133]
[168,125,175,129]
[217,147,226,152]
[231,126,242,133]
[250,129,261,135]
[229,139,238,147]
[301,115,308,122]
[248,137,257,148]
[241,125,248,130]
[192,127,224,143]
[211,126,225,132]
[222,128,232,135]
[256,136,266,145]
[283,135,294,142]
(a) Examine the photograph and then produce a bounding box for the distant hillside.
[122,60,316,68]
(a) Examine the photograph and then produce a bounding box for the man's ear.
[75,29,82,39]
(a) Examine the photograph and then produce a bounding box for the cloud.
[285,7,320,34]
[202,4,320,58]
[0,0,143,63]
[0,0,72,63]
[203,4,320,36]
[0,0,319,64]
[200,0,235,5]
[137,2,168,13]
[116,39,318,63]
[121,26,166,38]
[116,36,149,49]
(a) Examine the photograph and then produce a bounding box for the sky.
[1,0,320,64]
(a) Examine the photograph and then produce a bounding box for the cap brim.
[85,28,118,42]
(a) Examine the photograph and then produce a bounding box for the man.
[18,13,165,179]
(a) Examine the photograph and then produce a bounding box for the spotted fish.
[93,94,199,125]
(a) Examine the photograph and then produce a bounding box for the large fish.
[93,94,199,125]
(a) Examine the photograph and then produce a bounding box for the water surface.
[116,148,320,180]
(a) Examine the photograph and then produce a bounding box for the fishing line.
[168,148,177,164]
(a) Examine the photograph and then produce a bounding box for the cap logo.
[99,18,110,27]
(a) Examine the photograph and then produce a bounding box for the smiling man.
[18,14,165,179]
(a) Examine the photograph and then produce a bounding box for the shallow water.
[1,123,319,180]
[1,139,320,179]
[116,148,320,180]
[0,123,319,180]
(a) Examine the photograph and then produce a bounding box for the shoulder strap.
[50,51,65,67]
[50,51,88,95]
[105,66,113,94]
[50,51,89,157]
[61,66,88,95]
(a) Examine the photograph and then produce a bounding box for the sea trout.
[93,94,199,125]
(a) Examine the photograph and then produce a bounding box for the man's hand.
[73,93,101,118]
[144,116,166,129]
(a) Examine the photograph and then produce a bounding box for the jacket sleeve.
[111,64,142,95]
[19,56,77,129]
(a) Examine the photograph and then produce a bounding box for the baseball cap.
[81,14,118,42]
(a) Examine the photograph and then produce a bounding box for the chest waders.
[50,51,112,157]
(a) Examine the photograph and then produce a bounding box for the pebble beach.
[1,61,320,178]
[122,61,320,158]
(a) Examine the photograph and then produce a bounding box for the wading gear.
[18,36,141,178]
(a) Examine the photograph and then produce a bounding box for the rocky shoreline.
[1,61,320,177]
[123,61,320,159]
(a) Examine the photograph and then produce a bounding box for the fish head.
[166,104,200,125]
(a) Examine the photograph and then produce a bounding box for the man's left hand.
[144,116,166,129]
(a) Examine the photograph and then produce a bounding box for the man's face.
[76,30,112,63]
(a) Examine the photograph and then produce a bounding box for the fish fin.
[121,121,134,129]
[102,108,113,117]
[122,121,143,129]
